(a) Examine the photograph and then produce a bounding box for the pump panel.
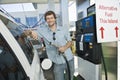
[75,14,102,64]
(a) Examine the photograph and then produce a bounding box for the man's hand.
[58,41,73,53]
[30,31,38,40]
[23,30,31,36]
[58,46,66,53]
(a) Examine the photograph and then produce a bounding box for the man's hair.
[44,11,56,21]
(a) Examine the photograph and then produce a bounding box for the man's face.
[46,14,56,27]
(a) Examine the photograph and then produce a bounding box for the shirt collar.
[47,24,61,32]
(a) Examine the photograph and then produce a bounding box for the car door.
[0,11,45,80]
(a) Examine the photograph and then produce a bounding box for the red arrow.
[100,27,104,39]
[115,26,119,38]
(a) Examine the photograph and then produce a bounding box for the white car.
[0,9,45,80]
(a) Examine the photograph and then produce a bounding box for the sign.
[95,0,120,43]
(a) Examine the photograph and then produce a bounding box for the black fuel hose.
[62,54,71,80]
[101,49,108,80]
[46,42,72,80]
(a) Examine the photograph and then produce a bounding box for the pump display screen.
[84,33,93,42]
[82,15,95,28]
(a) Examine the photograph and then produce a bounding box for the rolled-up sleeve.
[64,28,72,41]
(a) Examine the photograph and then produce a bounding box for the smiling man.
[31,11,74,80]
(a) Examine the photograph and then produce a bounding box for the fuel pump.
[76,14,102,64]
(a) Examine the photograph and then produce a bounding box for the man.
[31,11,74,80]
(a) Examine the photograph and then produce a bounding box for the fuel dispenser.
[76,14,102,64]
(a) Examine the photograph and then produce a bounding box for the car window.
[6,24,34,64]
[0,34,29,80]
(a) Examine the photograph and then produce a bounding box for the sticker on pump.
[79,42,83,51]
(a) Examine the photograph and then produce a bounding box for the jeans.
[54,58,74,80]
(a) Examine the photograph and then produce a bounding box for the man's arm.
[58,41,73,53]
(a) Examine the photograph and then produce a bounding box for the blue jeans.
[54,58,74,80]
